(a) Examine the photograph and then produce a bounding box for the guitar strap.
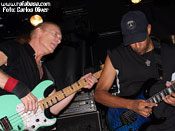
[153,41,163,80]
[43,65,55,86]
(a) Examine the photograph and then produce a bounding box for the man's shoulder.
[109,44,127,52]
[107,44,131,62]
[0,39,22,56]
[0,39,21,47]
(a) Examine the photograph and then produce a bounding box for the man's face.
[130,36,151,55]
[39,24,62,54]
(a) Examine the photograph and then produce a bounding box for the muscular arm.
[94,55,157,117]
[94,55,132,109]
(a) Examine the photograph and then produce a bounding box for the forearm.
[0,70,9,89]
[0,70,30,98]
[49,73,97,115]
[94,89,133,110]
[50,93,76,115]
[0,51,8,88]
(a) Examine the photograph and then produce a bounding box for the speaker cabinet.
[56,111,102,131]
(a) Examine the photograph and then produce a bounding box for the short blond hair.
[30,22,61,37]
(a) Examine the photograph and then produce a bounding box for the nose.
[55,37,62,44]
[135,42,141,48]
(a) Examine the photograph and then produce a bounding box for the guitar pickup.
[0,116,13,131]
[119,110,138,126]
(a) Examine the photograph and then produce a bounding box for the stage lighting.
[30,14,43,26]
[131,0,141,4]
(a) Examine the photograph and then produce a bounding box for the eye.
[53,33,57,37]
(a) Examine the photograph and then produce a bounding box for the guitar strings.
[2,75,100,129]
[8,109,44,129]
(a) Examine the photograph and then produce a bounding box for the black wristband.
[12,81,31,99]
[45,108,57,119]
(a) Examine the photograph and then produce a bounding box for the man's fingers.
[80,73,91,80]
[34,101,38,114]
[21,93,38,113]
[33,96,38,114]
[166,81,175,87]
[145,102,157,108]
[21,96,29,112]
[24,102,29,112]
[141,110,150,118]
[170,93,175,98]
[163,94,175,106]
[81,73,98,89]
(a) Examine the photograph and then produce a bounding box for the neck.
[146,38,154,53]
[29,40,44,61]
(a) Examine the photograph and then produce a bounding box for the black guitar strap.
[153,41,163,80]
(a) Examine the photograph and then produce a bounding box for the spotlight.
[30,14,43,26]
[131,0,141,4]
[0,24,4,27]
[171,35,175,44]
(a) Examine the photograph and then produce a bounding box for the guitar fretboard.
[39,69,102,110]
[147,83,175,104]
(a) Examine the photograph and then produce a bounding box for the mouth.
[135,50,143,55]
[51,42,58,49]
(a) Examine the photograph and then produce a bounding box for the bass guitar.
[0,69,102,131]
[107,82,175,131]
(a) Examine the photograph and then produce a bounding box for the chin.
[49,51,54,54]
[51,49,55,53]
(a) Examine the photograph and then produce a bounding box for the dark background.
[0,0,175,88]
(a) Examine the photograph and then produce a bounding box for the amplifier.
[57,111,102,131]
[58,88,96,116]
[73,88,94,101]
[59,99,97,116]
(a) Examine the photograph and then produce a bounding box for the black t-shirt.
[108,40,175,130]
[0,40,54,97]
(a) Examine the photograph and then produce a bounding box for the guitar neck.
[147,83,175,104]
[39,69,102,110]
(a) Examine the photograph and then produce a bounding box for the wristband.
[4,77,30,99]
[45,108,56,119]
[4,77,18,92]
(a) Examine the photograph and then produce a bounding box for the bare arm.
[0,51,38,113]
[49,89,76,115]
[0,70,9,89]
[0,51,8,88]
[94,55,157,117]
[94,55,131,108]
[49,73,98,115]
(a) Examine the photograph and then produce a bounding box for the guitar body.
[0,80,56,131]
[0,68,103,131]
[107,93,150,131]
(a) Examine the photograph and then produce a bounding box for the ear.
[34,27,42,37]
[147,24,151,35]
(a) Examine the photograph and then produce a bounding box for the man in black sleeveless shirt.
[94,11,175,131]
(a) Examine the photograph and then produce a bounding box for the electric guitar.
[0,69,102,131]
[107,82,175,131]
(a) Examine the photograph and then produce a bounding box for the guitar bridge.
[0,116,13,131]
[119,110,138,126]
